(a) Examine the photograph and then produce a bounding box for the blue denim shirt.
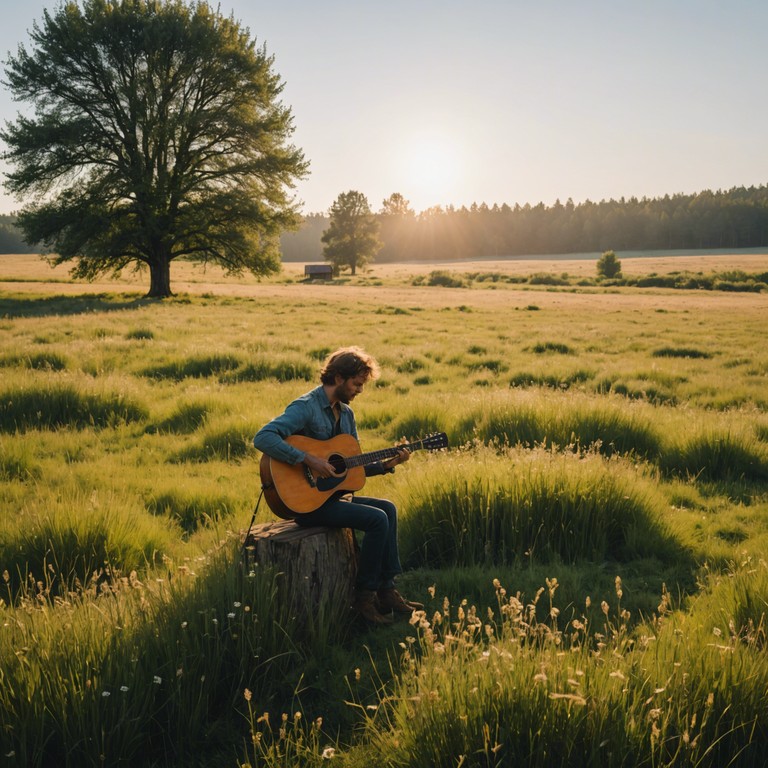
[253,385,389,475]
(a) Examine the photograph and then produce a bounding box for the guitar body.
[260,434,367,518]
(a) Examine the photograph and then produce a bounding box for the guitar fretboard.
[344,440,426,469]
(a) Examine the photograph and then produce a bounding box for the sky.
[0,0,767,216]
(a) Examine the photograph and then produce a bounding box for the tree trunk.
[243,521,358,615]
[147,255,172,298]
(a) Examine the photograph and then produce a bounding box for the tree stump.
[242,520,358,615]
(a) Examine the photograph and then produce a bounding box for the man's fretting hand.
[384,445,411,471]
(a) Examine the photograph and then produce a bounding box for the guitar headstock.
[418,432,449,451]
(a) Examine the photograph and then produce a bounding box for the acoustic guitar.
[259,432,448,519]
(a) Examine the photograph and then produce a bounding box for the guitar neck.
[346,440,425,469]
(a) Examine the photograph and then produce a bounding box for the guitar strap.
[240,487,264,567]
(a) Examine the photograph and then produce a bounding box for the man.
[253,346,423,626]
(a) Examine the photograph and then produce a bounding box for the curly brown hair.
[320,346,381,384]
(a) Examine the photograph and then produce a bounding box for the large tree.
[321,190,380,276]
[1,0,308,297]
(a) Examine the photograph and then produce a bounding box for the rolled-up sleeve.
[253,399,311,465]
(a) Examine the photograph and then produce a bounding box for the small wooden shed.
[304,264,333,280]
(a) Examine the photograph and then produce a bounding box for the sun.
[400,133,462,209]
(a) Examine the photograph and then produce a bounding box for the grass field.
[1,251,767,767]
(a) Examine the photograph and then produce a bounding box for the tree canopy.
[596,249,622,279]
[321,190,381,276]
[2,0,308,297]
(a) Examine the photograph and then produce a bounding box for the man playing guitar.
[253,346,424,626]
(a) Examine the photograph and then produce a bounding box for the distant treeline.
[0,215,37,254]
[281,184,768,262]
[4,186,768,261]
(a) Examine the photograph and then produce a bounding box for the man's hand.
[303,453,335,478]
[384,439,411,470]
[393,446,411,465]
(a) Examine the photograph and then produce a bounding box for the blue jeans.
[295,495,402,591]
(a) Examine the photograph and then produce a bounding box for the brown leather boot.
[377,588,425,615]
[353,589,394,626]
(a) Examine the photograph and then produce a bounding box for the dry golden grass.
[2,251,768,315]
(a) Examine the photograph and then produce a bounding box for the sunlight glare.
[401,133,463,209]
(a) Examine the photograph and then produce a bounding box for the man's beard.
[334,385,352,404]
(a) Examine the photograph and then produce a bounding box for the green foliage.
[321,191,381,276]
[466,357,508,374]
[0,383,148,431]
[528,272,570,285]
[2,0,307,296]
[396,357,426,373]
[0,541,349,767]
[597,250,623,279]
[452,394,663,460]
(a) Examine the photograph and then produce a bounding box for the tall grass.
[0,383,148,431]
[443,391,664,459]
[145,486,239,535]
[1,274,767,766]
[140,352,243,380]
[661,426,768,483]
[149,398,219,433]
[172,421,258,462]
[398,447,685,569]
[0,488,175,598]
[0,350,69,371]
[0,439,41,481]
[357,563,768,768]
[0,538,352,768]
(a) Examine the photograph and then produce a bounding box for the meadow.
[1,251,767,767]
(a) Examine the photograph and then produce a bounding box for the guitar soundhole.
[328,453,348,475]
[315,453,348,493]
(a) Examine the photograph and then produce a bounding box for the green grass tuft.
[661,427,768,483]
[0,384,148,431]
[140,353,242,380]
[125,327,155,340]
[399,449,685,569]
[145,489,237,534]
[652,346,712,359]
[172,424,255,462]
[529,341,575,355]
[222,357,313,383]
[150,399,216,433]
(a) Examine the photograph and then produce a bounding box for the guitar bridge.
[303,465,317,488]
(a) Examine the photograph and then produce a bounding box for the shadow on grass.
[0,292,159,318]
